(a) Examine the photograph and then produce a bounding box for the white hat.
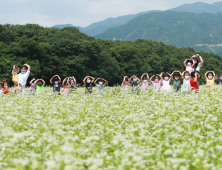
[192,55,197,58]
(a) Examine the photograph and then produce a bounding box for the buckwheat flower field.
[1,86,222,170]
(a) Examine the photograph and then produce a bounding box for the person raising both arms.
[2,80,10,97]
[182,71,191,93]
[94,77,108,94]
[62,77,70,95]
[160,72,171,92]
[190,72,200,93]
[13,82,23,95]
[18,64,31,95]
[129,75,140,94]
[171,71,184,92]
[192,54,204,72]
[83,76,95,94]
[29,78,36,95]
[183,59,195,73]
[122,76,130,92]
[140,73,149,92]
[205,71,216,91]
[50,75,61,95]
[192,54,204,89]
[34,79,45,94]
[68,77,77,93]
[11,65,20,86]
[149,74,162,92]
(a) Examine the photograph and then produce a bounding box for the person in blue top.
[94,77,108,94]
[50,75,61,95]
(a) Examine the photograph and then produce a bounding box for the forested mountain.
[52,24,82,30]
[170,1,222,14]
[95,11,222,56]
[1,24,222,86]
[52,1,222,37]
[52,10,161,36]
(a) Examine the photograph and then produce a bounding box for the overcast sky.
[0,0,220,28]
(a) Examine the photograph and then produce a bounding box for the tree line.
[0,24,222,86]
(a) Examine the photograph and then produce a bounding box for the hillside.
[95,11,222,56]
[170,1,222,14]
[0,24,222,85]
[52,1,222,37]
[52,10,161,36]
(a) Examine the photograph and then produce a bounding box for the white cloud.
[0,0,221,28]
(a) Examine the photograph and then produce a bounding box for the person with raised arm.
[50,75,61,94]
[192,54,204,89]
[18,64,31,95]
[182,71,191,93]
[69,77,77,93]
[83,76,95,94]
[192,54,204,72]
[13,82,23,95]
[183,59,195,73]
[94,77,108,93]
[205,71,216,91]
[140,73,149,92]
[149,74,162,92]
[160,72,171,92]
[122,76,130,92]
[171,70,184,92]
[190,72,200,93]
[34,79,45,94]
[2,80,10,97]
[62,77,70,95]
[29,78,36,95]
[11,65,20,86]
[129,75,140,94]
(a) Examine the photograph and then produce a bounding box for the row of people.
[2,53,210,96]
[0,70,215,97]
[1,73,109,96]
[122,71,215,93]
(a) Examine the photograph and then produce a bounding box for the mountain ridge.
[52,1,222,36]
[94,11,222,56]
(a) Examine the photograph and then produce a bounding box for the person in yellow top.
[205,71,216,91]
[11,65,20,86]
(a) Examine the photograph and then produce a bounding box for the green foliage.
[0,24,222,85]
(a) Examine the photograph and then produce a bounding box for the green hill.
[95,11,222,56]
[52,10,161,36]
[170,1,222,14]
[1,24,222,85]
[52,2,222,37]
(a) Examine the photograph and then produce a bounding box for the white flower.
[164,149,173,155]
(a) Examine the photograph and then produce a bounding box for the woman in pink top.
[122,76,129,91]
[149,74,162,92]
[183,59,195,73]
